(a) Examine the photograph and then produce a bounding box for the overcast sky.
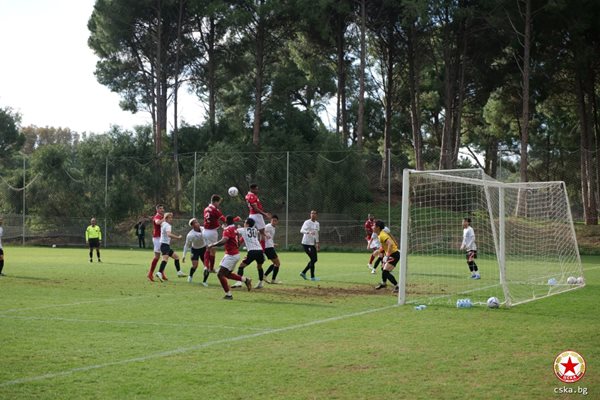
[0,0,203,134]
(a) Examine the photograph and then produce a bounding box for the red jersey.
[245,192,263,215]
[152,212,163,238]
[203,204,225,229]
[364,219,375,236]
[222,225,240,255]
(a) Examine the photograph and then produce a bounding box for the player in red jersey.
[203,194,226,272]
[364,214,377,270]
[147,204,165,281]
[245,183,271,244]
[207,215,252,300]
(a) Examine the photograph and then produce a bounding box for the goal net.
[398,169,585,307]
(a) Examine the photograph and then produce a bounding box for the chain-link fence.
[0,149,597,251]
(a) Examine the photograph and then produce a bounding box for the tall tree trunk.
[380,33,394,187]
[575,68,599,225]
[407,21,423,170]
[172,0,185,211]
[155,0,164,156]
[252,18,264,149]
[356,0,366,149]
[336,17,347,144]
[208,16,216,139]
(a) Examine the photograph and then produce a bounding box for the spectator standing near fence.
[85,217,102,263]
[135,219,146,249]
[299,210,320,281]
[0,216,5,276]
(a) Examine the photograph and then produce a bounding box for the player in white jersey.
[263,215,282,283]
[231,218,266,288]
[182,218,209,286]
[155,213,184,282]
[299,210,320,281]
[460,217,480,279]
[367,225,390,274]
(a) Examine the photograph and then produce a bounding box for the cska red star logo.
[554,350,586,383]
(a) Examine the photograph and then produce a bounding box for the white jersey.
[462,226,477,251]
[237,227,262,251]
[183,228,207,258]
[264,223,276,248]
[0,226,3,249]
[369,227,390,249]
[160,222,172,245]
[300,219,320,246]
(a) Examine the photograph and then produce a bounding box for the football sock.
[373,257,381,269]
[381,270,387,283]
[272,266,280,280]
[159,260,167,273]
[258,267,264,281]
[189,266,197,277]
[265,264,274,276]
[203,252,211,269]
[237,266,245,277]
[96,250,101,259]
[384,270,398,286]
[0,259,4,273]
[218,274,229,291]
[310,264,315,278]
[230,272,243,281]
[89,250,93,259]
[150,257,159,270]
[203,268,210,282]
[174,259,181,271]
[369,254,375,264]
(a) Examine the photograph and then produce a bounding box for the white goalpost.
[398,168,585,307]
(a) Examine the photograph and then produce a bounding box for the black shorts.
[191,247,206,262]
[160,243,174,257]
[0,248,3,256]
[264,247,278,260]
[88,238,100,248]
[386,251,400,267]
[241,250,265,266]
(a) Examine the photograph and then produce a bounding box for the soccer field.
[0,247,598,399]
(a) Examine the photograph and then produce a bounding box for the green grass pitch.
[0,246,598,399]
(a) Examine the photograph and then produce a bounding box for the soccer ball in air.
[486,296,500,309]
[567,276,577,285]
[228,186,239,197]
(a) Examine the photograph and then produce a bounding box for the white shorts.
[153,237,161,253]
[220,254,241,271]
[369,240,381,250]
[203,228,219,245]
[249,214,265,230]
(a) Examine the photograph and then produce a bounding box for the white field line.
[0,304,396,388]
[0,315,268,331]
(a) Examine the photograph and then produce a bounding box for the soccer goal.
[398,168,585,307]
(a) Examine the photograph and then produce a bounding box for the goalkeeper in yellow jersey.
[85,217,102,263]
[373,220,400,293]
